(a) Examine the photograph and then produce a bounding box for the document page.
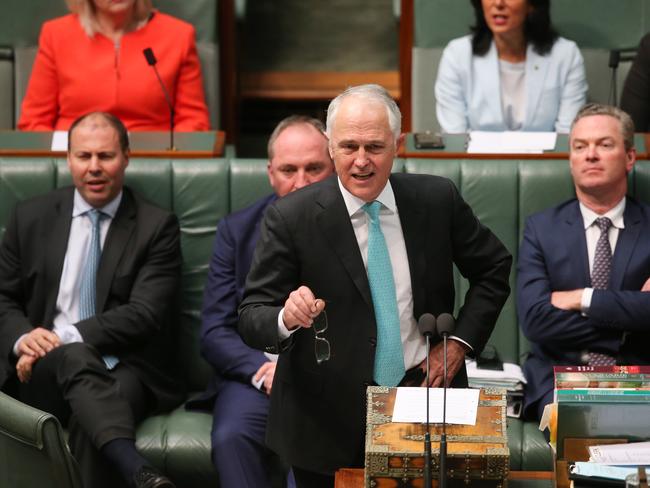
[589,441,650,465]
[392,387,480,425]
[467,131,557,154]
[51,131,68,151]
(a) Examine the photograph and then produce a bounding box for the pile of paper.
[465,359,527,418]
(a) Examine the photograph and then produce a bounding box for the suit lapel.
[315,178,374,310]
[562,202,591,286]
[524,45,549,128]
[43,189,74,327]
[96,189,136,311]
[611,198,642,290]
[391,175,427,315]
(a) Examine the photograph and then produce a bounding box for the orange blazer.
[18,12,210,132]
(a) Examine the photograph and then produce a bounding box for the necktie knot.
[86,208,104,227]
[363,201,381,222]
[595,216,612,234]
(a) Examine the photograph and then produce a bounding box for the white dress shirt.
[13,190,122,355]
[579,197,626,313]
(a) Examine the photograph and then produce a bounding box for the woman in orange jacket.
[18,0,210,132]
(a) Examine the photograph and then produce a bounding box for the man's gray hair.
[571,103,636,151]
[326,84,401,140]
[267,115,326,160]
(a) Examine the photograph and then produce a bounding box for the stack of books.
[554,366,650,459]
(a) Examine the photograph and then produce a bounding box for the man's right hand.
[281,286,326,330]
[17,328,60,358]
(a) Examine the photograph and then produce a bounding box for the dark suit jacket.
[0,186,183,411]
[238,174,512,474]
[197,193,276,404]
[517,197,650,418]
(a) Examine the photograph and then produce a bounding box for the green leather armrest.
[0,391,82,488]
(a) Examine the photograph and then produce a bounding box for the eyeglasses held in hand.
[313,311,330,364]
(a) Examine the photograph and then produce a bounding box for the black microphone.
[417,313,437,488]
[436,313,456,488]
[143,47,176,151]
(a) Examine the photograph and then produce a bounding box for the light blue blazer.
[435,35,587,133]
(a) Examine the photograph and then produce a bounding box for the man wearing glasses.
[238,84,512,488]
[196,115,334,488]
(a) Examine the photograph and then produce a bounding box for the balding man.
[198,115,334,488]
[0,112,181,488]
[238,85,511,487]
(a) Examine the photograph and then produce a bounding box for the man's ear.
[626,147,637,174]
[396,133,406,151]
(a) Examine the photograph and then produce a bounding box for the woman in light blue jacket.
[435,0,587,133]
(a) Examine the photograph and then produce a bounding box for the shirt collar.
[337,177,397,216]
[579,197,626,230]
[73,190,123,219]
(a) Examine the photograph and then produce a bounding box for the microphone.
[143,47,176,151]
[436,313,456,488]
[417,313,437,488]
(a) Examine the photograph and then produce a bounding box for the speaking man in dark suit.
[198,115,334,488]
[518,103,650,421]
[238,84,512,487]
[0,112,182,488]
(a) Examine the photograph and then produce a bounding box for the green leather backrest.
[230,159,273,212]
[2,157,650,390]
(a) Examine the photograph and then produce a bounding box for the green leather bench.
[6,156,650,484]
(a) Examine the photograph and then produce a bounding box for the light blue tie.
[363,201,405,386]
[79,209,119,370]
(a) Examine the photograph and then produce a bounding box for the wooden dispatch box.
[365,386,509,487]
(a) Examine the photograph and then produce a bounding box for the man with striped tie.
[238,84,512,488]
[0,112,181,488]
[518,103,650,421]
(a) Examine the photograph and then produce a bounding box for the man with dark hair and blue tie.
[238,84,512,488]
[0,112,181,488]
[518,103,650,421]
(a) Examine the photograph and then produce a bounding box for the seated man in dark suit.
[238,84,512,488]
[198,115,334,488]
[518,103,650,421]
[0,112,182,488]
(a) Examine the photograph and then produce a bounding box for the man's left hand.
[16,354,38,383]
[419,339,469,388]
[551,289,583,311]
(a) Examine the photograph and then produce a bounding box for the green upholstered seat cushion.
[136,406,217,488]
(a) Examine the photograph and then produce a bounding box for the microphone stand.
[423,333,432,488]
[143,48,177,151]
[439,332,448,488]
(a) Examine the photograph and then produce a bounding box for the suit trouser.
[211,379,295,488]
[18,342,150,488]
